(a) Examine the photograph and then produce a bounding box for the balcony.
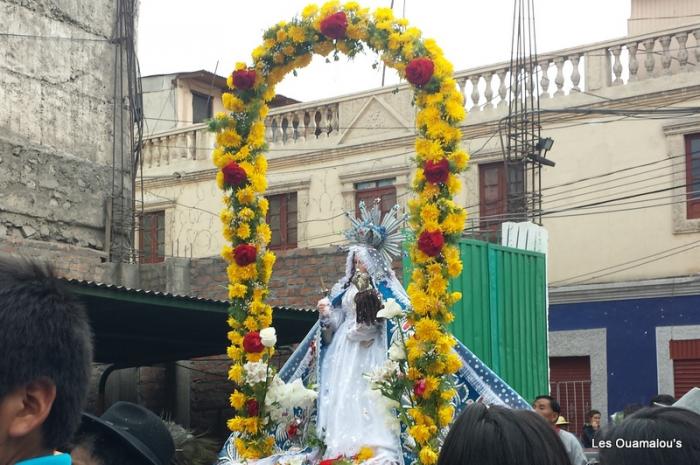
[140,23,700,177]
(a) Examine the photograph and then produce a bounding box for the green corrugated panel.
[403,237,548,403]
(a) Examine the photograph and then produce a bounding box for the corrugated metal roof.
[60,278,315,313]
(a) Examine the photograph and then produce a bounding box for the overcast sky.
[137,0,631,102]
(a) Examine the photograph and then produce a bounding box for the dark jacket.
[581,424,599,448]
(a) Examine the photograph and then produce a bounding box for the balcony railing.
[141,23,700,170]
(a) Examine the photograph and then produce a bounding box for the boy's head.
[0,256,93,462]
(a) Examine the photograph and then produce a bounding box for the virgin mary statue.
[218,201,530,465]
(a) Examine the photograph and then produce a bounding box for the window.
[267,193,297,250]
[139,211,165,263]
[479,162,507,231]
[354,178,397,220]
[549,356,592,438]
[685,134,700,219]
[192,92,212,124]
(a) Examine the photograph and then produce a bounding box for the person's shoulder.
[559,429,579,443]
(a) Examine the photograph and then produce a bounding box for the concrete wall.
[142,74,178,136]
[0,0,130,267]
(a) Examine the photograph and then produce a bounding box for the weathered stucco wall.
[0,0,126,254]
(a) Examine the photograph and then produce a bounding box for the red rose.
[424,159,450,184]
[243,332,264,353]
[413,379,427,397]
[320,12,348,40]
[233,244,257,266]
[222,162,248,186]
[320,457,343,465]
[406,57,435,87]
[417,230,445,257]
[232,69,257,90]
[245,398,260,416]
[286,423,299,437]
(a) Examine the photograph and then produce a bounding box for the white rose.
[376,298,403,319]
[260,327,277,347]
[243,361,268,386]
[388,341,406,361]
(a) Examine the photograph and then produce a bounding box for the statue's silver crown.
[343,199,406,265]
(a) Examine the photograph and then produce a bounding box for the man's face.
[533,398,559,424]
[354,255,367,273]
[591,413,601,428]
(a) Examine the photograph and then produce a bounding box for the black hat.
[82,402,175,465]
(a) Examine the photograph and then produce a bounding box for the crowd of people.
[2,254,700,465]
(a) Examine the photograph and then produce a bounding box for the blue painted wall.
[550,295,700,414]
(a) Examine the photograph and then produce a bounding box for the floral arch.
[210,2,469,463]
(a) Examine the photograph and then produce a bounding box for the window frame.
[354,178,397,220]
[684,133,700,219]
[138,210,165,263]
[191,91,213,124]
[266,192,298,251]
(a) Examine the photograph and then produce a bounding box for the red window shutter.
[479,162,506,231]
[670,339,700,399]
[549,356,592,438]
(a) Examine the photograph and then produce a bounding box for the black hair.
[0,256,93,450]
[438,404,571,465]
[354,289,382,325]
[586,409,601,421]
[598,407,700,465]
[649,394,676,406]
[534,395,561,414]
[623,403,643,417]
[70,431,151,465]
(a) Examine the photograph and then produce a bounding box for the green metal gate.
[404,238,548,403]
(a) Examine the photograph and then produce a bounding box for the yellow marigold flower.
[402,42,415,60]
[221,245,234,263]
[259,313,273,328]
[222,93,245,112]
[238,208,254,221]
[434,56,454,79]
[228,364,243,383]
[276,29,288,43]
[289,26,306,43]
[262,250,276,280]
[253,288,268,302]
[259,197,270,216]
[220,208,233,225]
[404,26,421,40]
[447,174,462,195]
[417,106,441,129]
[230,391,246,409]
[411,268,426,287]
[258,223,272,245]
[228,416,243,432]
[216,170,225,190]
[283,45,295,56]
[407,367,422,381]
[408,425,432,444]
[420,204,439,230]
[250,173,268,193]
[228,329,243,344]
[273,52,285,65]
[243,417,259,434]
[446,353,462,374]
[415,138,444,161]
[445,101,466,123]
[259,104,269,119]
[260,86,275,103]
[449,149,470,170]
[246,351,264,363]
[249,121,266,148]
[228,283,247,299]
[344,1,360,10]
[226,74,234,89]
[427,273,448,296]
[346,23,366,40]
[423,376,440,397]
[415,318,441,342]
[254,154,268,173]
[387,32,401,51]
[237,223,251,240]
[423,38,443,58]
[356,447,374,461]
[244,316,259,332]
[397,18,409,27]
[227,317,241,330]
[441,388,457,401]
[414,426,437,450]
[226,344,241,360]
[216,129,243,149]
[439,405,455,427]
[235,62,247,71]
[374,6,394,21]
[236,187,256,205]
[223,225,234,242]
[320,0,340,16]
[450,291,462,304]
[302,4,319,18]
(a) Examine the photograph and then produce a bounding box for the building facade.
[139,13,700,435]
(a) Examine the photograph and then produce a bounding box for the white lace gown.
[318,284,401,465]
